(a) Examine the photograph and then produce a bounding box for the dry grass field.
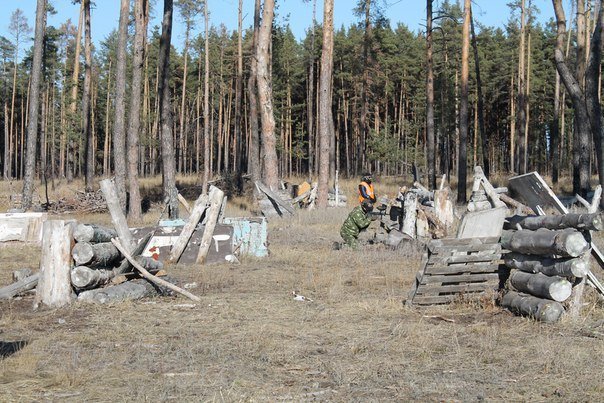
[0,176,603,401]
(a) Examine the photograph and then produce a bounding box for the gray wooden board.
[424,263,500,275]
[416,282,500,295]
[429,243,501,254]
[429,237,500,247]
[426,253,503,265]
[421,273,500,284]
[457,207,507,239]
[131,224,234,265]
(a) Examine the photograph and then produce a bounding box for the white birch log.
[34,220,74,309]
[401,191,418,239]
[501,291,565,323]
[197,186,225,264]
[500,229,590,257]
[169,193,209,263]
[0,273,39,299]
[504,253,589,278]
[73,224,118,243]
[71,266,115,289]
[72,241,122,267]
[99,178,135,251]
[505,213,603,231]
[509,271,573,302]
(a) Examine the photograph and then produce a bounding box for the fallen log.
[500,229,590,258]
[197,186,225,264]
[73,223,118,243]
[255,181,295,216]
[0,273,39,300]
[72,241,122,267]
[112,238,201,302]
[505,213,603,232]
[169,193,209,263]
[501,291,565,323]
[34,220,74,309]
[71,266,115,289]
[499,194,534,215]
[99,179,135,251]
[504,253,589,278]
[77,278,169,303]
[509,271,573,302]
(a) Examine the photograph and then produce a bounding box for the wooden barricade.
[407,237,502,305]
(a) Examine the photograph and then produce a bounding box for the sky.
[0,0,557,54]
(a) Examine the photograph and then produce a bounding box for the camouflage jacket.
[341,206,371,237]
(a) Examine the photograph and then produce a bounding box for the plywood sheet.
[457,207,507,239]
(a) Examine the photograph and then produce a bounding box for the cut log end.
[72,242,94,266]
[561,232,590,258]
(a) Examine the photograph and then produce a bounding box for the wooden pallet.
[407,237,503,305]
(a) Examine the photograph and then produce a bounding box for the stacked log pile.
[500,213,601,323]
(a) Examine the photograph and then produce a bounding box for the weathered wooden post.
[197,186,225,263]
[401,191,418,239]
[169,193,209,263]
[99,178,135,251]
[34,220,74,309]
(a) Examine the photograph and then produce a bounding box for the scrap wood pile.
[47,189,108,214]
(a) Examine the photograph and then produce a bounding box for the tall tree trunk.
[202,0,211,194]
[552,70,561,183]
[457,0,470,205]
[21,0,46,210]
[256,0,279,189]
[158,0,178,218]
[82,0,93,191]
[317,0,334,208]
[127,0,148,222]
[112,0,129,210]
[553,0,591,197]
[426,0,436,188]
[360,0,372,173]
[516,0,527,174]
[247,0,261,183]
[234,0,243,173]
[307,0,317,176]
[470,10,488,178]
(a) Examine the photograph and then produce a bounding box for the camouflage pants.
[340,229,360,249]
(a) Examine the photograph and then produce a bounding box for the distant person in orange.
[358,173,377,204]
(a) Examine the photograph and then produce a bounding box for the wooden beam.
[255,181,295,215]
[100,179,135,251]
[197,186,225,264]
[0,273,39,300]
[169,193,209,263]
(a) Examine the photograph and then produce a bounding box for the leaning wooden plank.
[73,223,118,243]
[500,291,565,323]
[406,250,429,306]
[218,195,228,223]
[255,181,295,215]
[475,166,506,208]
[500,229,590,258]
[590,185,602,213]
[99,178,135,251]
[71,266,115,290]
[503,253,589,278]
[499,193,534,214]
[177,193,192,214]
[0,273,39,300]
[509,271,572,302]
[33,220,74,309]
[111,238,201,302]
[196,187,225,264]
[72,242,122,267]
[114,232,153,275]
[504,213,603,232]
[168,193,210,263]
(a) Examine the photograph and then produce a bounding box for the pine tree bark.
[247,0,261,184]
[127,0,148,222]
[82,0,93,191]
[158,0,178,218]
[470,10,488,179]
[202,0,211,194]
[426,0,436,189]
[317,0,334,208]
[256,0,279,190]
[21,0,46,210]
[457,0,470,204]
[516,0,527,174]
[234,0,243,173]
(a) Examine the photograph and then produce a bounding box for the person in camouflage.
[340,200,373,249]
